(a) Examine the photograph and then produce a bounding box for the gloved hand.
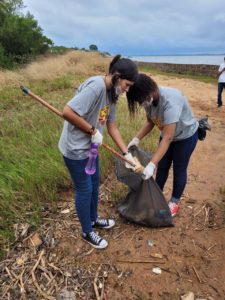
[142,161,156,180]
[124,152,136,170]
[128,137,140,149]
[91,129,103,145]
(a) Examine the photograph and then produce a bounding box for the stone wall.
[137,61,218,77]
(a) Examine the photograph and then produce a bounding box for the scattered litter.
[152,267,162,274]
[181,291,194,300]
[29,232,43,248]
[60,209,70,214]
[150,253,163,259]
[187,206,193,209]
[147,240,153,247]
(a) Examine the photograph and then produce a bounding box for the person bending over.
[126,73,199,217]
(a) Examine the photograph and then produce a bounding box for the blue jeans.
[63,156,100,233]
[156,130,198,200]
[217,82,225,105]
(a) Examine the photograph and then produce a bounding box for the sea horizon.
[128,54,225,65]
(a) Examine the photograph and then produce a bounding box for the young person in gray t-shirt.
[58,55,138,249]
[127,73,199,217]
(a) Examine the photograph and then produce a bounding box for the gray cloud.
[22,0,225,55]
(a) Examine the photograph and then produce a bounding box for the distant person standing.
[217,57,225,107]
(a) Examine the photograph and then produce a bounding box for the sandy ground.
[1,75,225,300]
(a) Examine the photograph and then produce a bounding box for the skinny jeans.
[156,130,198,200]
[63,156,99,233]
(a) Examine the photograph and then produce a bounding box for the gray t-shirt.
[58,76,116,159]
[146,87,198,141]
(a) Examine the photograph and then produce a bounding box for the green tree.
[0,0,53,68]
[89,44,98,51]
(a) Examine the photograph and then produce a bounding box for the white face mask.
[141,97,154,109]
[115,85,123,96]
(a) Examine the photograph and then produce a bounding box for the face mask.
[115,85,123,96]
[141,97,154,109]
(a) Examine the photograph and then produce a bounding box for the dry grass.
[0,51,111,88]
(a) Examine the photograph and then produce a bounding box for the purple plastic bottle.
[85,143,98,175]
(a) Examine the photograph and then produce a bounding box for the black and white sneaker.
[92,218,115,229]
[82,231,108,249]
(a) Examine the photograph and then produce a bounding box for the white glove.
[142,161,156,180]
[91,129,103,145]
[124,152,136,169]
[128,137,140,149]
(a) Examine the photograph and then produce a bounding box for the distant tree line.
[0,0,53,69]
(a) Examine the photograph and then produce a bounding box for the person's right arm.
[62,105,94,134]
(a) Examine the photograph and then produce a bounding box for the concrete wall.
[137,61,218,77]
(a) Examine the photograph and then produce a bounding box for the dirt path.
[1,76,225,300]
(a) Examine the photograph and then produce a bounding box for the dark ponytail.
[127,73,159,115]
[109,54,138,82]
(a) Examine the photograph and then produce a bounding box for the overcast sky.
[22,0,225,56]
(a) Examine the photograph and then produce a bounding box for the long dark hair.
[127,73,159,114]
[108,55,138,103]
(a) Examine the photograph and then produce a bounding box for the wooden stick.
[20,86,135,167]
[192,266,202,283]
[207,243,217,252]
[116,259,166,264]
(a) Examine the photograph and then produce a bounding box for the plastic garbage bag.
[115,146,173,227]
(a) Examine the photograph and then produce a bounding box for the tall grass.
[0,51,159,258]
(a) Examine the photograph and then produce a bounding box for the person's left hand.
[142,161,156,180]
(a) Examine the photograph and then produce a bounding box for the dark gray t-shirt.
[58,76,116,159]
[146,87,198,141]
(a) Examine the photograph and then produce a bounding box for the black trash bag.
[198,116,211,141]
[115,145,151,192]
[115,146,174,227]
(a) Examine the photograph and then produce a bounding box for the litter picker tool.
[20,85,135,167]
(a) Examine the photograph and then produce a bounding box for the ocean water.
[129,55,225,66]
